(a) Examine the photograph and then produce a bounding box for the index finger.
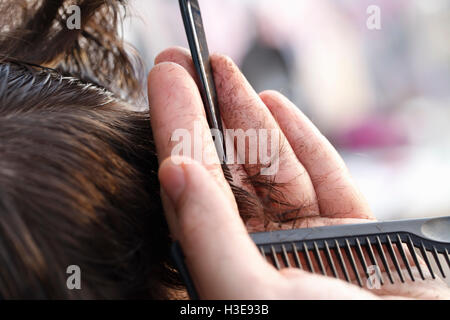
[148,62,233,200]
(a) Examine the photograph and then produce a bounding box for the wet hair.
[0,61,181,299]
[0,0,300,299]
[0,0,179,299]
[0,0,142,101]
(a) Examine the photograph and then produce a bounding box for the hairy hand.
[149,47,449,300]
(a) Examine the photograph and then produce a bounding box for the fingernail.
[159,160,186,208]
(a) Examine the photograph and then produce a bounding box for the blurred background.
[124,0,450,221]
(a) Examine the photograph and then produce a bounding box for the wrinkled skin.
[151,47,450,300]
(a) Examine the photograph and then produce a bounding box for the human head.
[0,0,181,299]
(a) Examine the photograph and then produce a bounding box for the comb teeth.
[270,245,281,270]
[365,237,384,285]
[432,246,446,278]
[395,234,414,281]
[375,236,394,284]
[281,244,291,268]
[257,232,450,288]
[314,241,327,276]
[292,243,303,270]
[420,241,436,279]
[324,241,338,278]
[171,218,450,300]
[334,240,351,282]
[386,235,405,283]
[407,235,425,280]
[355,238,369,280]
[345,239,363,287]
[303,242,315,273]
[445,248,450,268]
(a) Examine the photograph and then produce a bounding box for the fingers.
[153,48,265,228]
[260,90,373,220]
[159,156,377,300]
[148,61,233,201]
[152,47,370,222]
[210,54,320,219]
[370,269,450,299]
[159,157,276,299]
[152,50,256,212]
[155,47,198,83]
[279,268,378,300]
[155,47,320,220]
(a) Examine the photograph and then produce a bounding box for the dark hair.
[0,0,181,299]
[0,0,143,101]
[0,0,300,299]
[0,62,182,299]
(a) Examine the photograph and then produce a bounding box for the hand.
[149,47,450,299]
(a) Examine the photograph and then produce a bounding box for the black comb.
[252,216,450,287]
[174,217,450,299]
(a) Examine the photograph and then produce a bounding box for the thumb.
[158,156,275,299]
